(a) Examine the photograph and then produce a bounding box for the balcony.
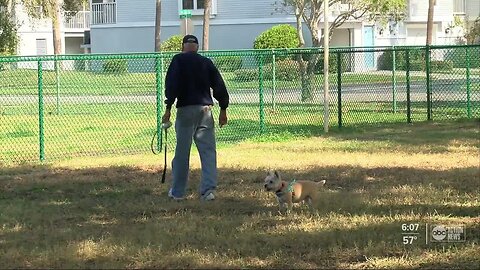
[91,2,116,25]
[63,11,90,30]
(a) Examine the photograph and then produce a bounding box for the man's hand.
[219,109,228,128]
[162,109,171,124]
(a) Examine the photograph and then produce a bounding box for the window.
[182,0,204,10]
[453,0,466,14]
[179,0,217,15]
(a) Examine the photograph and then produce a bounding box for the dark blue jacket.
[165,52,229,110]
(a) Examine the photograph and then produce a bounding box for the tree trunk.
[202,0,211,50]
[300,27,322,102]
[154,0,161,52]
[52,0,62,55]
[426,0,435,45]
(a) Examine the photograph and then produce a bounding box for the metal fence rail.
[1,45,479,163]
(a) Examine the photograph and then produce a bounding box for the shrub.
[265,59,300,80]
[234,68,258,82]
[74,60,86,71]
[254,24,298,64]
[233,60,301,82]
[409,60,424,71]
[161,35,183,52]
[378,49,425,70]
[254,24,298,50]
[430,60,454,72]
[315,53,349,73]
[103,59,128,74]
[445,47,480,68]
[213,55,243,72]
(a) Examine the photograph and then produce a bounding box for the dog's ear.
[274,170,280,179]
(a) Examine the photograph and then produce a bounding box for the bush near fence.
[103,59,128,74]
[378,49,454,72]
[213,55,243,72]
[445,47,480,68]
[378,49,424,70]
[233,59,301,82]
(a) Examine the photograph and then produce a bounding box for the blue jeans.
[170,105,217,198]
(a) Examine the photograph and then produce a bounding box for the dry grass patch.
[0,120,479,268]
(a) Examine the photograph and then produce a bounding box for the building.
[88,0,479,55]
[13,2,90,57]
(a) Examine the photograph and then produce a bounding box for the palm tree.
[426,0,435,45]
[155,0,161,52]
[202,0,211,50]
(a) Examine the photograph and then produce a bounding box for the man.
[162,34,229,201]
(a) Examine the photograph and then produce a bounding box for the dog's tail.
[317,180,326,187]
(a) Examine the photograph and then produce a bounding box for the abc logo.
[431,225,447,241]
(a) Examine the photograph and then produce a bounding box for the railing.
[91,2,116,25]
[0,45,479,163]
[63,11,90,29]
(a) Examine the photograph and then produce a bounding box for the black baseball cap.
[182,34,199,44]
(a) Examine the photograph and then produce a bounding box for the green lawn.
[0,68,428,95]
[1,100,479,164]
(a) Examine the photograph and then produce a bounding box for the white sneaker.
[168,188,185,201]
[201,192,215,201]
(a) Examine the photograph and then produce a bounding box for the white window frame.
[178,0,217,16]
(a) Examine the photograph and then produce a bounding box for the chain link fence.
[1,45,479,163]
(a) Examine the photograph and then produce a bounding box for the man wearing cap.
[162,34,229,201]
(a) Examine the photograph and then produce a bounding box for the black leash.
[150,121,172,184]
[161,126,168,183]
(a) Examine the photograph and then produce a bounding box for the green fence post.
[406,49,411,124]
[155,54,163,152]
[259,54,265,135]
[466,46,472,119]
[271,49,276,112]
[337,51,342,128]
[38,60,45,161]
[55,56,60,115]
[425,45,432,121]
[392,46,397,113]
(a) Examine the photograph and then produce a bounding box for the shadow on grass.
[325,119,480,154]
[0,163,479,268]
[217,113,479,150]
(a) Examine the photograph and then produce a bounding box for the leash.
[151,121,172,183]
[160,121,172,183]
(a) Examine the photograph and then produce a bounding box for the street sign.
[180,9,192,19]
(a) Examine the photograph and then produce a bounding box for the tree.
[154,0,161,52]
[465,17,480,45]
[426,0,435,45]
[0,0,18,55]
[202,0,211,50]
[275,0,407,101]
[21,0,86,55]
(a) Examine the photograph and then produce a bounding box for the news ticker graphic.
[401,223,466,245]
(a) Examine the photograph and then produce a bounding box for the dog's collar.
[275,182,285,195]
[275,179,296,197]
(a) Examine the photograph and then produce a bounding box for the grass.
[0,68,435,95]
[2,99,479,163]
[0,120,479,268]
[1,100,479,163]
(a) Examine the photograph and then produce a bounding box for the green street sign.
[180,9,192,19]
